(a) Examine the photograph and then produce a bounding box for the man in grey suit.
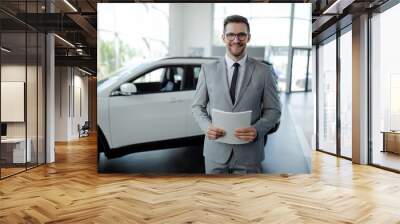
[192,15,281,174]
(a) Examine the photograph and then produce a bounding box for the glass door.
[290,48,311,92]
[317,36,337,155]
[0,1,47,179]
[339,28,352,159]
[1,31,28,178]
[370,3,400,171]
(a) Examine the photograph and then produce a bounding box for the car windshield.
[97,61,150,88]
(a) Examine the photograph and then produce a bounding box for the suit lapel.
[234,57,255,108]
[216,57,233,107]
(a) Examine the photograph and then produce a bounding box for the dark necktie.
[230,63,240,104]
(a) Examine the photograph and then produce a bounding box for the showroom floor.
[1,134,400,223]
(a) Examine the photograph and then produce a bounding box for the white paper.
[211,109,252,144]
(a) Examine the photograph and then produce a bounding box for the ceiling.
[0,0,98,74]
[0,0,393,75]
[311,0,389,44]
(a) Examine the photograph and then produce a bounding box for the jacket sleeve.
[252,64,282,138]
[191,65,211,133]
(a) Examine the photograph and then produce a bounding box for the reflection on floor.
[99,146,205,173]
[373,151,400,170]
[283,92,314,148]
[99,92,313,174]
[0,167,25,178]
[262,92,312,173]
[0,162,40,178]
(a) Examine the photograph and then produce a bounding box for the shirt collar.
[225,53,247,69]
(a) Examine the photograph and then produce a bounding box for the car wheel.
[97,126,111,157]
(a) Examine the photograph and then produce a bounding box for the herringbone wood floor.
[1,135,400,224]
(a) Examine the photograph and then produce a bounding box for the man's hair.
[223,15,250,34]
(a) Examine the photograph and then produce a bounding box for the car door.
[108,66,187,149]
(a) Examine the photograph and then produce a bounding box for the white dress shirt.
[225,53,247,100]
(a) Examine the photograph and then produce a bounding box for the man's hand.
[207,125,225,140]
[234,127,257,142]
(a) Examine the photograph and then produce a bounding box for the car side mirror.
[112,83,137,96]
[120,83,137,95]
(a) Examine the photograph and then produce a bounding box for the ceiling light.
[322,0,355,15]
[63,0,78,12]
[54,34,75,48]
[78,67,92,76]
[322,0,354,15]
[76,48,85,55]
[1,47,11,53]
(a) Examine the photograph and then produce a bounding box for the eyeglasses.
[225,32,248,41]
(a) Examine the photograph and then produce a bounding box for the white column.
[46,33,55,163]
[169,4,184,56]
[54,67,74,141]
[312,45,317,151]
[169,3,213,57]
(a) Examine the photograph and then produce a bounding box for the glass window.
[318,37,337,155]
[0,0,46,179]
[292,19,311,47]
[307,55,312,91]
[371,3,400,171]
[291,49,310,92]
[339,29,352,158]
[98,3,169,81]
[38,32,46,165]
[292,4,312,47]
[213,3,292,47]
[269,46,289,92]
[27,31,38,169]
[1,31,28,177]
[213,3,310,93]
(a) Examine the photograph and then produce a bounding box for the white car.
[98,57,217,158]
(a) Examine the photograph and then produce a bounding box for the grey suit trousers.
[205,150,262,174]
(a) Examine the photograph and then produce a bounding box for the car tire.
[97,126,111,158]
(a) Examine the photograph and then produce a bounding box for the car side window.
[134,68,165,84]
[179,65,200,91]
[132,67,165,94]
[159,66,184,92]
[173,67,184,82]
[132,66,184,94]
[193,66,202,89]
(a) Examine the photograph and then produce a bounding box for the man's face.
[222,22,251,58]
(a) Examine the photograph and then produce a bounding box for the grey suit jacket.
[192,57,281,164]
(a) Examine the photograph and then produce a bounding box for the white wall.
[169,4,213,57]
[55,67,68,141]
[55,67,89,141]
[1,65,38,138]
[72,73,89,138]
